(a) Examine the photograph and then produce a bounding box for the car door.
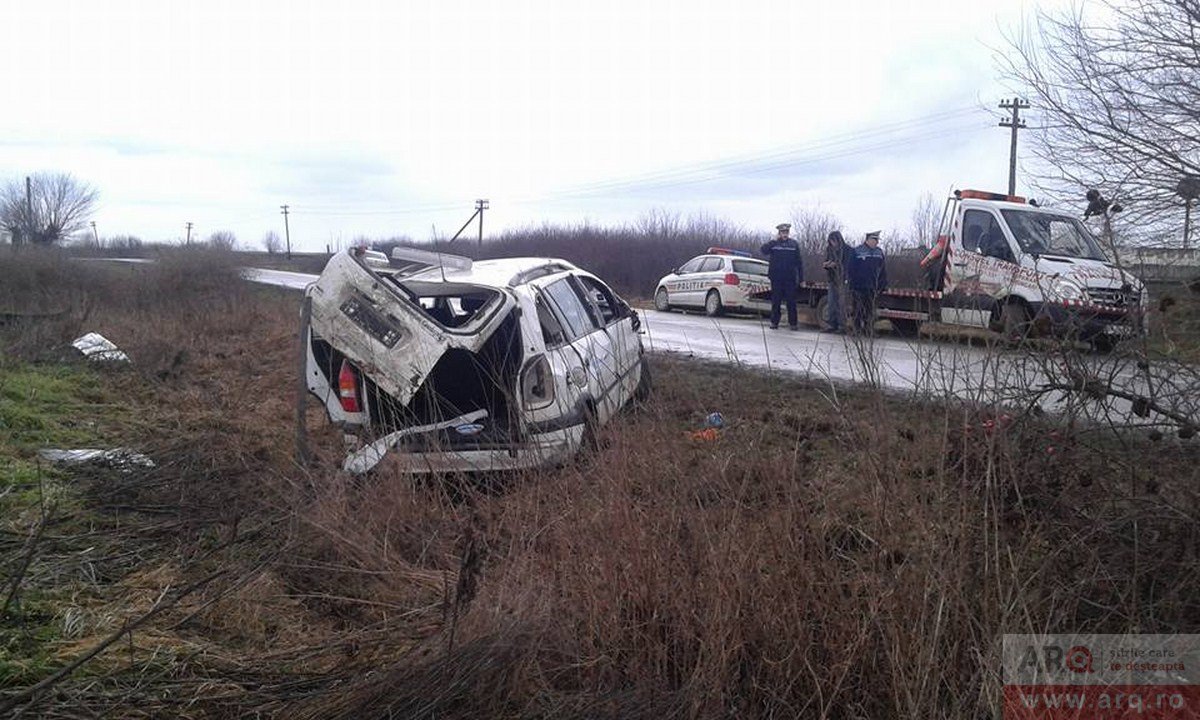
[689,256,725,307]
[576,273,642,410]
[538,275,617,421]
[944,208,1018,328]
[666,256,704,307]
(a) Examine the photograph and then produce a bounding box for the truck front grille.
[1086,286,1135,307]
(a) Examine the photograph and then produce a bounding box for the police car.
[653,247,772,317]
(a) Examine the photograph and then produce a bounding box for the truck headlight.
[1051,278,1086,302]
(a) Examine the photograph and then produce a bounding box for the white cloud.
[1,0,1063,249]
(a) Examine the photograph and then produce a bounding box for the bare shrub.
[207,230,238,251]
[262,231,282,255]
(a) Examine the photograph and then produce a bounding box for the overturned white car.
[302,247,650,474]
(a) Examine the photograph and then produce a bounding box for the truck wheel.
[704,290,724,317]
[654,287,671,312]
[815,294,831,330]
[1001,301,1032,344]
[1090,334,1120,354]
[891,318,921,337]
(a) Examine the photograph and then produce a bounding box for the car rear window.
[732,260,769,276]
[401,281,500,329]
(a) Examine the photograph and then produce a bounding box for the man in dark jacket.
[761,222,803,330]
[821,230,852,333]
[849,230,887,335]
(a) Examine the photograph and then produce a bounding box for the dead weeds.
[1,247,1198,719]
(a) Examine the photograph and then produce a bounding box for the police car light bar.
[707,246,753,257]
[957,189,1026,204]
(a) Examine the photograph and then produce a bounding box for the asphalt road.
[238,266,1193,426]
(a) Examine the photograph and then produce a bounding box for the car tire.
[578,402,601,457]
[704,290,723,317]
[654,287,671,312]
[633,359,652,403]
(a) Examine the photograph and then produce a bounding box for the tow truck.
[655,190,1146,348]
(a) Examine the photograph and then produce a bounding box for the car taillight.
[521,355,555,410]
[723,273,740,286]
[337,359,362,413]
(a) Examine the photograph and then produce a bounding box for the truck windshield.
[1000,210,1107,261]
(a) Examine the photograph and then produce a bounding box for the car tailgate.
[306,252,516,406]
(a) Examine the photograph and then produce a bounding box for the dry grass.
[1,246,1198,719]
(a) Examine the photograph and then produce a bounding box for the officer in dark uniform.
[760,222,803,330]
[849,230,888,334]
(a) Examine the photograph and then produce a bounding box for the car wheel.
[704,290,723,317]
[578,402,601,457]
[633,359,652,403]
[654,287,671,312]
[1001,301,1032,344]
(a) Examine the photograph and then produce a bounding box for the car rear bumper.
[350,425,586,474]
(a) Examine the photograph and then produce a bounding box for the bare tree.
[909,192,941,251]
[207,231,237,251]
[0,173,98,245]
[1003,0,1200,243]
[262,231,282,254]
[789,206,842,252]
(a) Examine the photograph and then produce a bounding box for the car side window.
[962,210,990,253]
[578,275,624,326]
[677,258,703,274]
[962,209,1014,262]
[543,278,599,339]
[535,295,567,347]
[697,257,723,272]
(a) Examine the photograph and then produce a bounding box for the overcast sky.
[2,0,1062,251]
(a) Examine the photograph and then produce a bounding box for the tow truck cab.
[931,189,1146,343]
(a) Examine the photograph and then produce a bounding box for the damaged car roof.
[406,257,578,288]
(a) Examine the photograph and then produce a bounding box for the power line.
[523,121,988,202]
[255,106,988,221]
[534,106,983,200]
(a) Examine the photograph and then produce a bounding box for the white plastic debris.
[71,333,130,363]
[38,448,154,471]
[342,410,488,475]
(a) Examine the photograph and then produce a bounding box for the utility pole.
[91,221,99,246]
[185,222,193,246]
[998,97,1029,196]
[23,176,32,246]
[281,204,292,260]
[475,198,489,249]
[1177,175,1200,248]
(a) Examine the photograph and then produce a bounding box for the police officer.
[761,222,803,330]
[849,230,888,334]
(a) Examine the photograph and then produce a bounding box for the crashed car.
[302,247,650,474]
[653,247,772,317]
